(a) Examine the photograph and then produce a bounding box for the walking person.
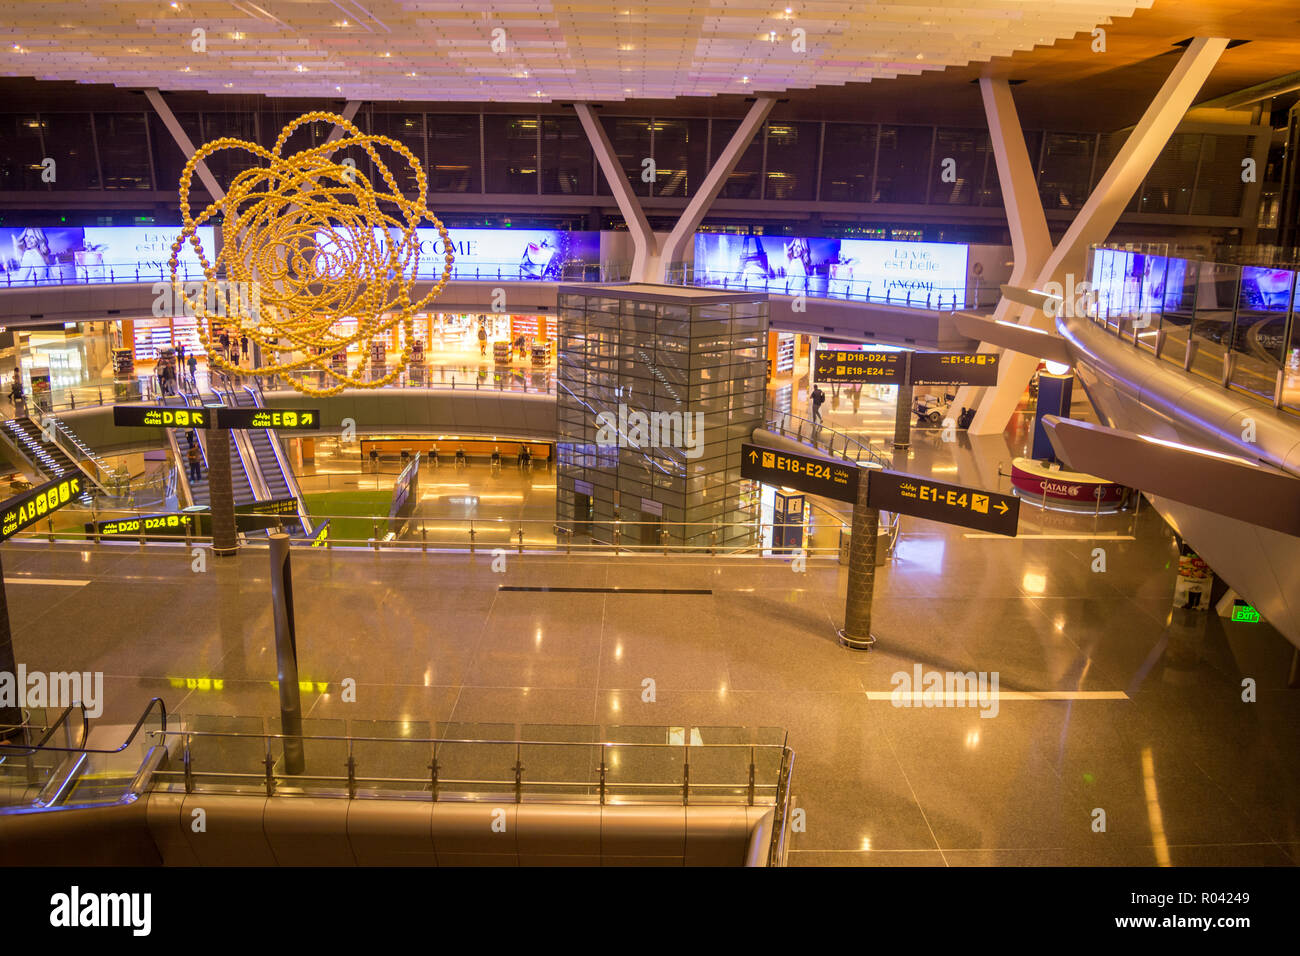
[187,440,202,484]
[810,384,826,426]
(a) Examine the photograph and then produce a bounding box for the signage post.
[207,428,238,557]
[838,468,879,649]
[268,533,305,775]
[0,559,16,737]
[893,351,914,450]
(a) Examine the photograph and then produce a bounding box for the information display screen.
[0,225,215,285]
[0,474,84,542]
[695,234,969,304]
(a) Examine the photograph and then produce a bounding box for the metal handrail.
[0,702,89,758]
[147,726,785,750]
[766,408,888,466]
[0,697,167,756]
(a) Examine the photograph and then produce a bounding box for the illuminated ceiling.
[0,0,1155,102]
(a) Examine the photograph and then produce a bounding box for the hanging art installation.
[168,111,453,397]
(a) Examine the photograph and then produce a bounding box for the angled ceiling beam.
[575,102,657,282]
[144,88,224,200]
[965,37,1230,436]
[658,95,776,278]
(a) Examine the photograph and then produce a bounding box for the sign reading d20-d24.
[867,469,1019,536]
[0,474,84,542]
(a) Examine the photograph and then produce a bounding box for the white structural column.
[145,88,225,200]
[951,77,1054,416]
[575,103,658,281]
[966,37,1230,436]
[575,96,775,283]
[657,96,776,278]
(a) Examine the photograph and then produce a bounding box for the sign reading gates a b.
[0,475,83,542]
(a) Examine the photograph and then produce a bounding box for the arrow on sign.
[994,502,1009,515]
[748,450,758,462]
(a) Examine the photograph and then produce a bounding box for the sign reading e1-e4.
[866,470,1019,536]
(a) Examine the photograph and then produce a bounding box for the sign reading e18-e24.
[740,443,860,503]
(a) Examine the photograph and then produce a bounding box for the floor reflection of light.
[964,729,980,749]
[1054,616,1066,632]
[615,644,623,660]
[1141,746,1171,867]
[860,837,872,851]
[535,627,543,647]
[423,667,432,686]
[1022,571,1047,594]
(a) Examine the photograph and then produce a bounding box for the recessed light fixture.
[231,31,244,40]
[335,20,349,28]
[296,63,306,72]
[407,71,417,77]
[741,75,750,83]
[223,82,233,88]
[381,52,391,58]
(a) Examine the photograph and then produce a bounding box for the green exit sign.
[1231,604,1261,623]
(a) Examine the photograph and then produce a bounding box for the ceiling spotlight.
[741,75,750,83]
[335,20,349,28]
[181,66,191,72]
[916,53,924,59]
[296,63,306,72]
[407,71,417,77]
[223,82,233,88]
[170,2,180,8]
[230,31,244,40]
[381,51,391,58]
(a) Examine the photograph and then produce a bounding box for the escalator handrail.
[0,697,167,757]
[0,701,89,757]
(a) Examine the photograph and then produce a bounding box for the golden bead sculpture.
[168,111,453,397]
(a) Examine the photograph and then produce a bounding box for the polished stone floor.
[2,421,1298,866]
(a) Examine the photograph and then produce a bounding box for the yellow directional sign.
[114,405,211,429]
[740,443,860,503]
[215,407,320,430]
[813,349,906,385]
[867,469,1019,536]
[0,474,83,542]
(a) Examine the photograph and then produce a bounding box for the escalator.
[163,392,257,510]
[0,416,98,504]
[223,383,311,535]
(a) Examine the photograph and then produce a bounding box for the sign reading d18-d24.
[867,469,1019,536]
[740,443,860,504]
[814,349,906,385]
